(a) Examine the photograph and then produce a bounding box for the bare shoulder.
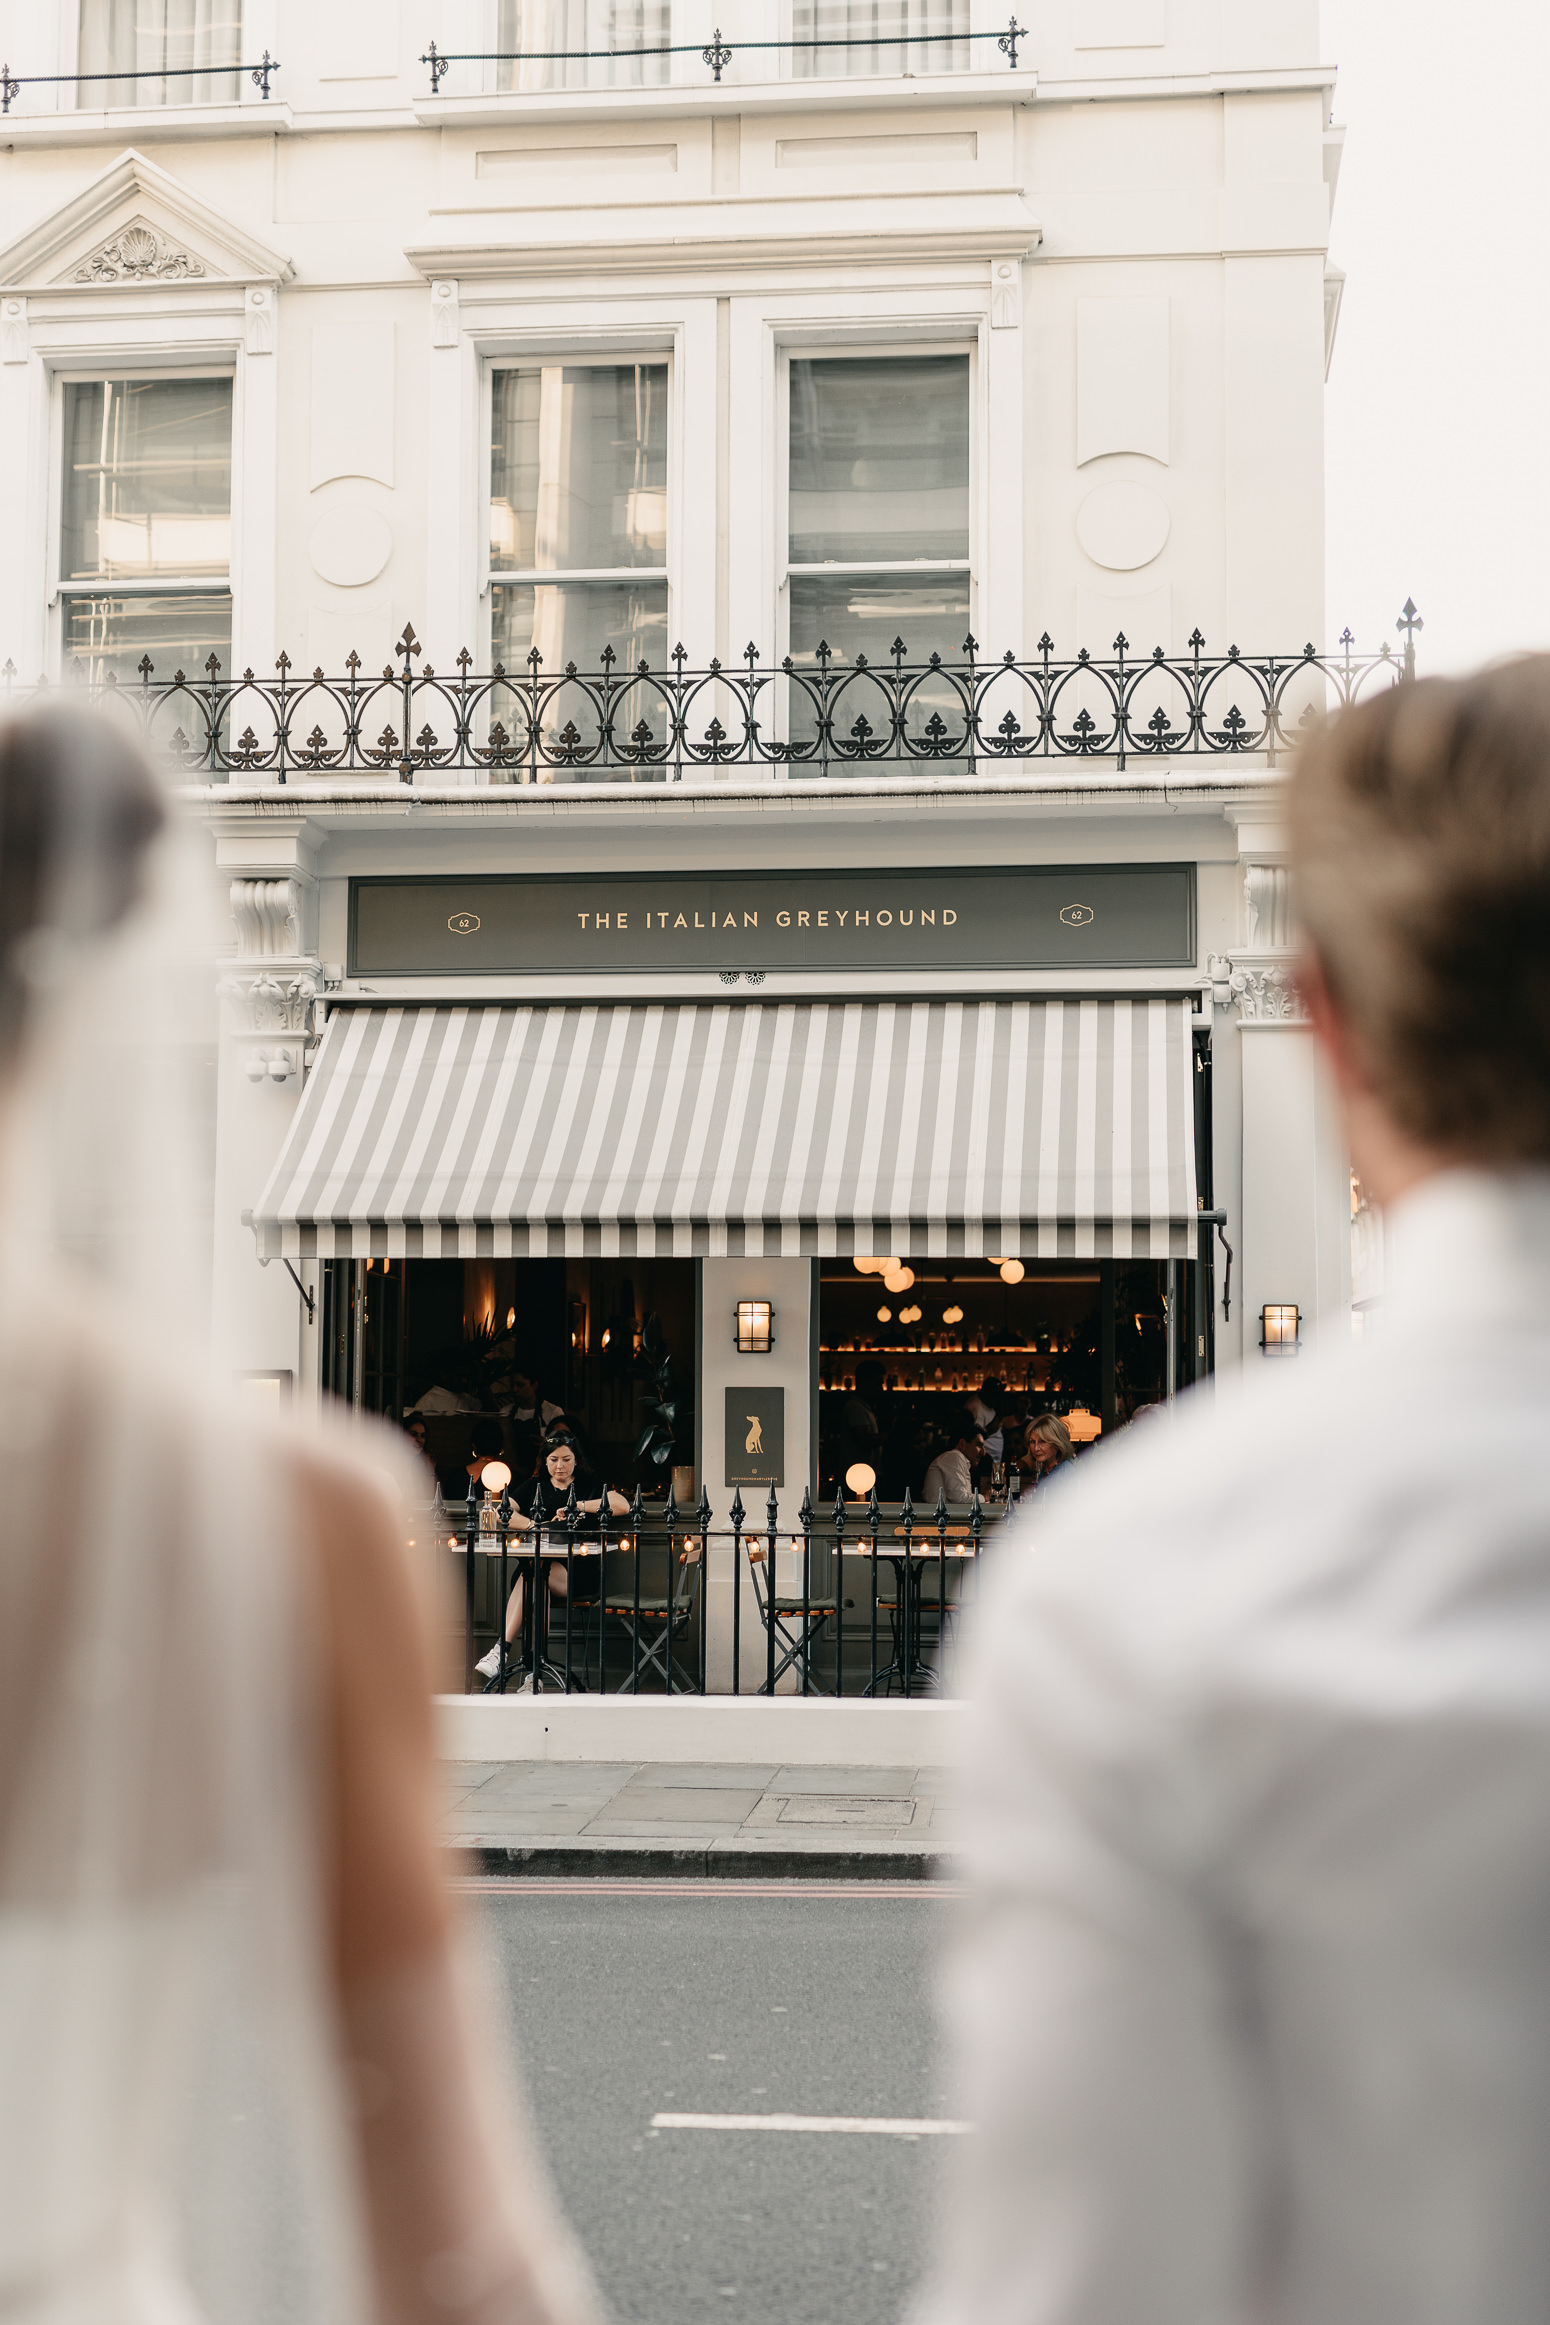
[276,1419,444,1701]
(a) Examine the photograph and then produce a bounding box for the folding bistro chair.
[747,1527,842,1694]
[597,1529,702,1692]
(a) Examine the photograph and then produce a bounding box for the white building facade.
[0,0,1375,1681]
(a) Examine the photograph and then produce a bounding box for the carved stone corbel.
[230,876,304,957]
[431,278,459,349]
[223,874,324,1080]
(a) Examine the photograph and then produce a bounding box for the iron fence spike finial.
[766,1481,779,1525]
[729,1486,745,1527]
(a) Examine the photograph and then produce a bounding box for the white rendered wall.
[210,1031,316,1392]
[1238,1022,1350,1362]
[699,1257,815,1694]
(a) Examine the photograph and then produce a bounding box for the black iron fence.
[450,1478,1020,1698]
[4,607,1420,784]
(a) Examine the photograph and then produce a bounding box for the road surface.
[478,1877,960,2325]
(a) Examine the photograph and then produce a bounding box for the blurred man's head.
[1291,662,1550,1198]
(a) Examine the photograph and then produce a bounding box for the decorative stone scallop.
[1075,480,1171,572]
[308,504,393,590]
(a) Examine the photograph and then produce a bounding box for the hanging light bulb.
[506,1306,516,1329]
[876,1305,893,1323]
[883,1264,914,1294]
[999,1259,1025,1285]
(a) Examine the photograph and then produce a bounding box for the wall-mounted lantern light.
[734,1298,774,1353]
[1260,1303,1300,1354]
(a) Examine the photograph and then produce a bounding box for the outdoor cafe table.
[869,1509,1004,1696]
[467,1520,602,1692]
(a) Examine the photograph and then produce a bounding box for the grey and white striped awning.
[252,998,1199,1261]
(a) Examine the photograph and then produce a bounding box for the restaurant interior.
[815,1256,1177,1496]
[325,1252,1182,1502]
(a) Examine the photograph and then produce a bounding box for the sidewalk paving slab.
[442,1756,960,1878]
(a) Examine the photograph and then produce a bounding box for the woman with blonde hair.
[1020,1411,1075,1484]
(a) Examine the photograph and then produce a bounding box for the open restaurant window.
[59,375,233,686]
[495,0,670,89]
[489,360,670,688]
[77,0,243,107]
[818,1257,1191,1501]
[785,351,971,681]
[789,0,968,78]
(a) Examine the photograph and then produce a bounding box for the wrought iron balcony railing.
[0,607,1421,786]
[420,18,1027,89]
[0,53,279,110]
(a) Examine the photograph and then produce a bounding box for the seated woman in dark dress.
[474,1434,628,1685]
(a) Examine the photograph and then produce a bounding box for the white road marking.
[650,2112,971,2136]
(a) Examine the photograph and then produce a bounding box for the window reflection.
[76,0,242,106]
[790,0,968,77]
[495,0,670,92]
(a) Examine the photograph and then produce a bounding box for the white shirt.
[923,1446,975,1505]
[919,1170,1550,2325]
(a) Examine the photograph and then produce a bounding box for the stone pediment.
[0,149,292,292]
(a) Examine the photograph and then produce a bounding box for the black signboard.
[349,865,1195,975]
[725,1386,786,1488]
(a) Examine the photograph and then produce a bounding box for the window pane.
[63,379,233,583]
[496,0,669,93]
[789,573,970,668]
[63,592,232,686]
[786,575,971,756]
[790,0,967,77]
[77,0,242,106]
[789,356,969,563]
[490,365,668,574]
[492,579,670,677]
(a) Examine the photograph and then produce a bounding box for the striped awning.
[252,998,1199,1261]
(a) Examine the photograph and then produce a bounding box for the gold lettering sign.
[448,912,481,934]
[1059,904,1095,927]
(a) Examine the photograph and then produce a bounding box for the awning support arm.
[1196,1209,1234,1321]
[283,1259,316,1325]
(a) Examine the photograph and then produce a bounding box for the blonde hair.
[1289,661,1550,1160]
[1026,1414,1074,1465]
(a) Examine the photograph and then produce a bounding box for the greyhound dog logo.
[745,1414,764,1456]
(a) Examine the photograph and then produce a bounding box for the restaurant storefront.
[244,853,1215,1689]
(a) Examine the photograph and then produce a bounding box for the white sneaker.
[513,1672,536,1695]
[474,1643,506,1680]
